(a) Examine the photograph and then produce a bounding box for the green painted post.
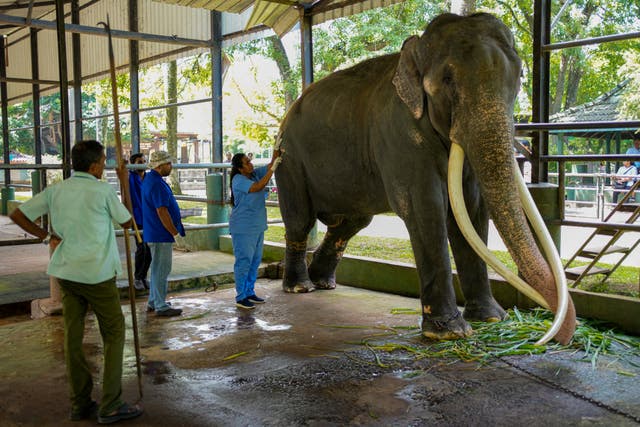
[1,186,15,215]
[528,183,561,253]
[31,170,42,195]
[206,173,229,250]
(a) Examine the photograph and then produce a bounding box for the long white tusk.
[514,160,569,345]
[447,143,566,345]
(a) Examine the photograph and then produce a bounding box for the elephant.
[274,12,576,344]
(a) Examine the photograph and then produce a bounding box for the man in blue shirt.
[141,151,184,317]
[10,140,143,424]
[626,136,640,170]
[129,153,151,291]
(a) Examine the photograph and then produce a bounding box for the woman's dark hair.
[229,153,246,206]
[72,140,104,172]
[130,152,144,164]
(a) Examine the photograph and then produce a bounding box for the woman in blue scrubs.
[229,150,281,309]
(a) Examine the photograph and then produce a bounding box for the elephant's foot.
[283,241,314,293]
[283,280,316,294]
[309,267,337,290]
[463,299,507,323]
[312,279,336,290]
[420,310,473,340]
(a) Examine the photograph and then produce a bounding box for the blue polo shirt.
[229,166,268,235]
[129,171,144,226]
[626,146,640,170]
[141,169,184,242]
[18,172,131,284]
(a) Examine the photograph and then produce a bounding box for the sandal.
[97,402,143,424]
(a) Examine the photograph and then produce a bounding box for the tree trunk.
[166,60,182,195]
[565,54,583,109]
[551,53,568,115]
[268,36,298,110]
[450,0,476,15]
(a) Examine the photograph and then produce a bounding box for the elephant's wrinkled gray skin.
[275,13,576,344]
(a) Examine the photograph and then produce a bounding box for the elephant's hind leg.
[309,214,373,290]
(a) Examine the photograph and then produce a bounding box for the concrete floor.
[1,215,640,426]
[1,281,640,426]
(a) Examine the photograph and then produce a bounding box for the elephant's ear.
[392,36,424,120]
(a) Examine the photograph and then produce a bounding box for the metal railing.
[543,154,640,232]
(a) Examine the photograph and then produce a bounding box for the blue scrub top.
[229,166,268,235]
[141,169,184,242]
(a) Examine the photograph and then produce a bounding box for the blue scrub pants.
[148,242,173,311]
[231,232,264,302]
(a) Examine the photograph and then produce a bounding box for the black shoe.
[235,299,255,309]
[147,301,171,312]
[155,307,182,317]
[97,402,143,425]
[70,400,98,421]
[143,279,150,289]
[134,279,145,291]
[247,295,265,304]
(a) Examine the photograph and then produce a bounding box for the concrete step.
[565,265,611,280]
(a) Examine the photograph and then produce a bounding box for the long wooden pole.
[99,15,143,401]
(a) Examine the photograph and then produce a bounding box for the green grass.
[182,203,639,298]
[264,224,639,298]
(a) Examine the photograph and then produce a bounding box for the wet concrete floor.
[1,280,640,426]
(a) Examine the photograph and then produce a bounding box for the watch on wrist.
[42,232,52,245]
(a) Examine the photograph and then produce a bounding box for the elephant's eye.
[442,71,453,86]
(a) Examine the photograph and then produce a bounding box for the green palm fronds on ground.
[348,308,640,367]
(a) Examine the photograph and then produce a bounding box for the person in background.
[225,151,233,163]
[626,136,640,170]
[129,153,151,291]
[229,150,281,309]
[9,140,143,424]
[611,160,637,203]
[141,151,185,317]
[247,152,254,161]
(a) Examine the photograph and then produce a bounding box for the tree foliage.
[482,0,640,117]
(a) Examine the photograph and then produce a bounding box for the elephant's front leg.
[309,214,373,290]
[402,202,472,340]
[283,238,315,293]
[447,200,507,323]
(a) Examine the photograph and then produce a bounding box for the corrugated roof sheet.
[153,0,405,36]
[0,0,400,104]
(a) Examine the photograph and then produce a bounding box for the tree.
[166,60,181,194]
[484,0,640,116]
[226,0,445,147]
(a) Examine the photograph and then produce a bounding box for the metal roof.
[0,0,402,104]
[152,0,404,36]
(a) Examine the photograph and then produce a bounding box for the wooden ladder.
[564,179,640,287]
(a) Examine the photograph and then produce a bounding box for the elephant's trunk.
[449,99,576,345]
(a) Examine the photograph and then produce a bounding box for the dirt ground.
[1,280,639,426]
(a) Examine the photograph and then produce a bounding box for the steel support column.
[211,10,222,163]
[129,0,140,154]
[1,36,9,185]
[55,0,71,178]
[299,6,317,247]
[532,0,551,183]
[300,6,313,89]
[71,0,82,141]
[30,28,42,164]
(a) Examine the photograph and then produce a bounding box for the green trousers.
[58,277,125,416]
